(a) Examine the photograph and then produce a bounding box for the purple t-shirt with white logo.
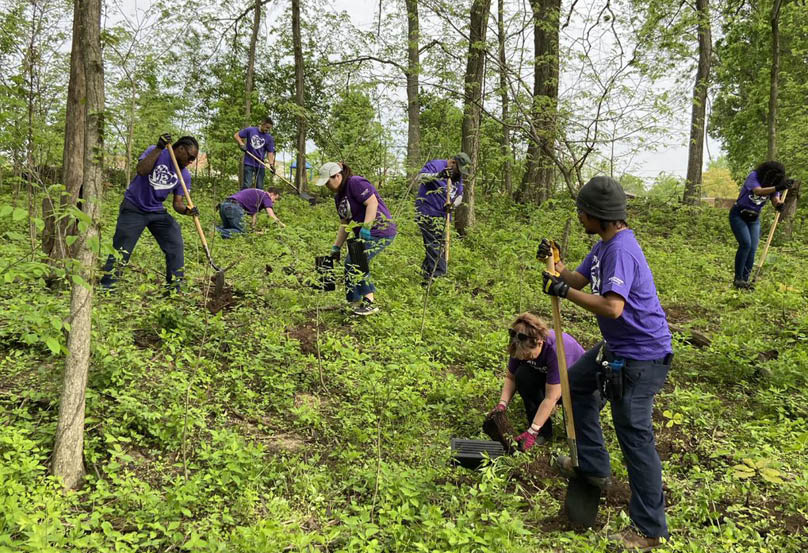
[124,146,190,212]
[239,127,275,168]
[335,176,397,238]
[735,170,781,213]
[228,188,274,215]
[508,330,585,385]
[415,159,464,218]
[575,229,671,360]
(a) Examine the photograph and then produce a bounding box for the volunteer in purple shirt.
[490,313,585,451]
[100,134,199,293]
[729,161,790,290]
[216,187,284,239]
[414,153,470,285]
[540,176,673,550]
[315,162,397,316]
[234,117,276,190]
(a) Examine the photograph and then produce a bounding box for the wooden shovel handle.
[444,177,451,263]
[753,189,788,282]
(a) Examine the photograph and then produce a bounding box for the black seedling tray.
[450,439,505,469]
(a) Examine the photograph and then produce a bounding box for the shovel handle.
[753,189,788,282]
[444,177,451,263]
[545,254,579,467]
[244,149,305,196]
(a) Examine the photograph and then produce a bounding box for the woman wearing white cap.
[315,162,397,315]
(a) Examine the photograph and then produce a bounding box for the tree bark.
[517,0,560,205]
[767,0,783,161]
[245,0,262,124]
[497,0,512,197]
[52,0,104,490]
[455,0,491,236]
[404,0,421,180]
[292,0,307,192]
[682,0,712,205]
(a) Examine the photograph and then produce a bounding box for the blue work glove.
[359,227,372,241]
[330,245,341,261]
[542,271,570,298]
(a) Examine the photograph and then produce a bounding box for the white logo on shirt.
[360,188,370,198]
[337,197,351,219]
[149,163,179,191]
[250,135,266,150]
[747,193,767,206]
[608,276,624,287]
[590,255,602,295]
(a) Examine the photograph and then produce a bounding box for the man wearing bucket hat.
[539,176,673,550]
[315,161,397,315]
[414,153,470,285]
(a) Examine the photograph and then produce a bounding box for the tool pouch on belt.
[596,343,625,402]
[738,208,759,223]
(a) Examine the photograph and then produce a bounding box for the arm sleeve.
[238,128,249,139]
[596,247,636,301]
[138,145,156,161]
[267,135,275,153]
[349,178,374,203]
[173,169,191,196]
[575,250,595,279]
[507,357,519,375]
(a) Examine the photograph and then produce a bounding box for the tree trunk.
[767,0,783,161]
[245,0,262,124]
[52,0,104,490]
[497,0,512,197]
[292,0,307,192]
[682,0,712,205]
[517,0,560,205]
[455,0,491,236]
[404,0,421,180]
[778,181,800,239]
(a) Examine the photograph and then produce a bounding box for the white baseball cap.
[315,162,342,187]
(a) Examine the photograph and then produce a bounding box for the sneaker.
[552,454,609,489]
[353,300,379,316]
[608,528,663,551]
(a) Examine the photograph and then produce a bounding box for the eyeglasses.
[508,328,539,345]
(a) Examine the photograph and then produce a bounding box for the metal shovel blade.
[213,270,225,297]
[564,476,602,528]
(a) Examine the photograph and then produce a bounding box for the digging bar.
[243,150,316,205]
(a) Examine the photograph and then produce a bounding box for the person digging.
[100,134,199,293]
[216,187,285,239]
[414,153,470,286]
[234,117,276,190]
[315,162,397,316]
[540,176,673,551]
[487,312,585,451]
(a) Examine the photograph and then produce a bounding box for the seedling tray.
[450,439,505,469]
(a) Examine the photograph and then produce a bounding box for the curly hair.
[754,161,786,188]
[507,312,550,359]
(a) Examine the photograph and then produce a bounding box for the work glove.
[443,202,455,213]
[269,164,276,174]
[359,227,372,241]
[239,144,247,152]
[775,203,785,213]
[775,179,793,192]
[516,430,537,451]
[330,245,341,261]
[493,402,507,413]
[536,238,561,263]
[437,168,452,180]
[186,206,200,217]
[156,133,172,149]
[542,271,570,298]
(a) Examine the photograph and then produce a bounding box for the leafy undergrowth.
[1,187,807,552]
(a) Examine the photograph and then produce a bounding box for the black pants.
[416,214,447,281]
[514,364,553,439]
[101,199,185,291]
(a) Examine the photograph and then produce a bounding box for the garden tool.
[753,189,788,282]
[243,150,316,205]
[166,143,225,296]
[444,177,451,263]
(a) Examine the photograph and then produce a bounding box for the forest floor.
[1,183,807,552]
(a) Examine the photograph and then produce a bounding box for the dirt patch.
[202,279,242,314]
[266,432,306,453]
[287,321,324,356]
[133,329,162,349]
[482,410,517,453]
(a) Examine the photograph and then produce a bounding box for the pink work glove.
[493,402,507,413]
[516,430,537,451]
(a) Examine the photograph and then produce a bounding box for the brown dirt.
[133,329,162,349]
[286,321,324,356]
[203,279,241,314]
[482,410,517,453]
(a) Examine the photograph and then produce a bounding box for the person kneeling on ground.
[491,312,585,451]
[315,161,397,316]
[216,187,284,238]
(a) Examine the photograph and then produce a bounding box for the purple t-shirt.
[335,176,397,238]
[239,127,275,168]
[415,159,464,218]
[228,188,273,216]
[735,170,780,213]
[507,330,585,385]
[575,229,672,360]
[124,146,190,212]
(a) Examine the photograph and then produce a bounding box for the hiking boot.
[552,454,609,489]
[608,528,663,551]
[733,279,754,290]
[353,300,379,316]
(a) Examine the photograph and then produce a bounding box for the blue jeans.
[568,343,671,539]
[344,235,395,302]
[217,200,246,238]
[100,199,184,291]
[416,214,447,281]
[242,164,265,190]
[729,206,761,281]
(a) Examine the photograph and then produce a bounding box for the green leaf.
[12,207,26,221]
[760,467,784,483]
[45,337,60,355]
[0,205,12,217]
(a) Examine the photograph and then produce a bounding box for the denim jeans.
[416,214,448,282]
[728,206,761,281]
[100,199,184,291]
[217,200,246,239]
[344,235,395,302]
[514,364,553,439]
[568,342,671,538]
[242,164,265,190]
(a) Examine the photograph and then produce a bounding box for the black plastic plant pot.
[450,439,505,469]
[314,255,336,291]
[346,238,370,274]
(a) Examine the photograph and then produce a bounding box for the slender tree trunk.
[125,89,134,185]
[455,0,491,235]
[52,0,104,490]
[497,0,512,197]
[404,0,421,180]
[25,4,39,255]
[245,0,262,124]
[517,0,560,205]
[292,0,307,192]
[767,0,783,161]
[683,0,712,205]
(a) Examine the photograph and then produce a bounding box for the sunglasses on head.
[508,328,538,344]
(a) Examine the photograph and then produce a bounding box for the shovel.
[444,177,451,263]
[243,150,317,205]
[753,189,788,282]
[166,143,225,295]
